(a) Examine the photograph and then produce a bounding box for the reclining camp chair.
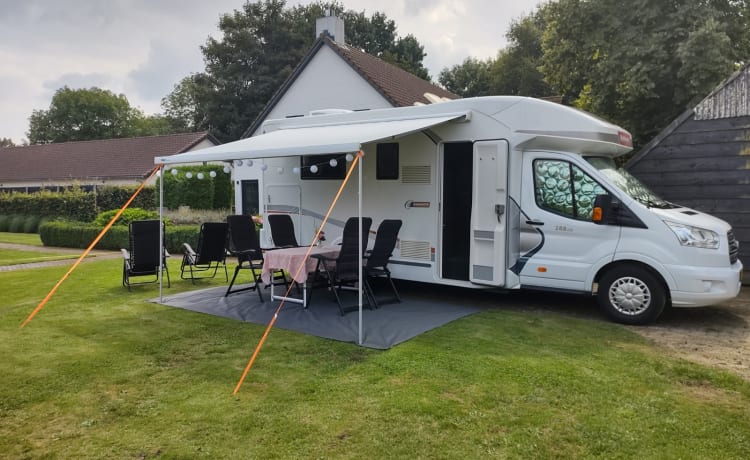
[267,214,300,248]
[180,222,229,284]
[312,217,373,315]
[364,219,403,307]
[121,219,170,291]
[225,215,287,299]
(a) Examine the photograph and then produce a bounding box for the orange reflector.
[537,267,547,273]
[592,207,602,222]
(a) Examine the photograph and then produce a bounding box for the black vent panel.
[728,230,739,265]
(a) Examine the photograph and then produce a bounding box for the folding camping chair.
[225,215,287,299]
[267,214,300,248]
[121,219,170,291]
[312,217,372,315]
[364,219,402,307]
[180,222,229,284]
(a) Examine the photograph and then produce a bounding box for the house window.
[300,154,346,180]
[376,143,399,180]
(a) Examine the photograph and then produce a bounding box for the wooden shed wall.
[628,115,750,265]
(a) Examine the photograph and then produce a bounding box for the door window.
[533,159,606,220]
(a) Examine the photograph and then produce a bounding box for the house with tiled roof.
[233,14,459,215]
[0,131,218,193]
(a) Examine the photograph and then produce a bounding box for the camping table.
[261,245,340,308]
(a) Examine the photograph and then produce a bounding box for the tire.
[597,264,666,325]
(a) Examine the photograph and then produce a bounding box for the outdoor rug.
[151,283,481,349]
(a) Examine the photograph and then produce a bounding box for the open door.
[470,140,508,286]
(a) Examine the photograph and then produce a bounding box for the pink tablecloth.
[261,246,340,284]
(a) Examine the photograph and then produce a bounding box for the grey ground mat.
[151,283,480,349]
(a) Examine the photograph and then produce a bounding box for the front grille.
[728,230,739,264]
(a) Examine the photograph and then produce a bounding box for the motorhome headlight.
[664,221,719,249]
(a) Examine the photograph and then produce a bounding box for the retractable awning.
[155,112,468,165]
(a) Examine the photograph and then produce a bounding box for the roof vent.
[308,109,353,116]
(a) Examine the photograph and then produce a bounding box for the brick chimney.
[315,12,345,44]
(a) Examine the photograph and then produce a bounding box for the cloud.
[0,0,545,142]
[127,39,202,104]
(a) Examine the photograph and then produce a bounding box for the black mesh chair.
[312,217,372,315]
[180,222,229,284]
[364,219,402,307]
[267,214,300,248]
[225,215,287,299]
[121,219,170,291]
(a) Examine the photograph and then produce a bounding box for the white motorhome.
[157,96,743,324]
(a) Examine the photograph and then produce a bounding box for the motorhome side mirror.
[592,194,613,225]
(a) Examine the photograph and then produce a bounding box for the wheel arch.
[594,259,672,305]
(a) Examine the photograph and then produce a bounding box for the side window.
[572,164,606,219]
[376,143,399,180]
[534,159,606,220]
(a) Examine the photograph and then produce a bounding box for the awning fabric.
[155,113,466,165]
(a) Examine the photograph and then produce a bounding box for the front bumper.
[665,261,743,307]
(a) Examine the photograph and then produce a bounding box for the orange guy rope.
[233,151,363,395]
[20,165,163,329]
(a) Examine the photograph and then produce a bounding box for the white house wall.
[234,45,395,216]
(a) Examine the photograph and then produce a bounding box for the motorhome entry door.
[470,140,508,286]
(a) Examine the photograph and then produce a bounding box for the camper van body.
[180,97,744,324]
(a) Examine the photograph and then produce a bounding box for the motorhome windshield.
[585,157,678,209]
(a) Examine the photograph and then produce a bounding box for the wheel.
[597,264,666,325]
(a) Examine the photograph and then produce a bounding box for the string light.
[209,171,217,178]
[197,173,204,180]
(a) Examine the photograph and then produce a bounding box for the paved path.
[0,243,120,272]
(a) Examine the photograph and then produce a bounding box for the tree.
[539,0,749,147]
[438,57,493,97]
[161,75,207,132]
[162,0,431,142]
[27,86,183,144]
[0,138,15,148]
[489,11,552,97]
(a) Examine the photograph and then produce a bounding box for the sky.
[0,0,543,144]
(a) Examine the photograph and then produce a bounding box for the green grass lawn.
[1,257,749,459]
[0,248,80,266]
[0,232,43,246]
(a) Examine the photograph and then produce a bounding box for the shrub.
[0,215,10,232]
[8,215,26,233]
[93,208,164,227]
[22,215,43,233]
[39,221,199,254]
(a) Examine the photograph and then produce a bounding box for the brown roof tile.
[329,39,458,107]
[0,132,215,183]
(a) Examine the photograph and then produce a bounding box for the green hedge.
[96,186,157,211]
[158,165,232,210]
[39,221,201,254]
[0,189,96,221]
[0,214,47,233]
